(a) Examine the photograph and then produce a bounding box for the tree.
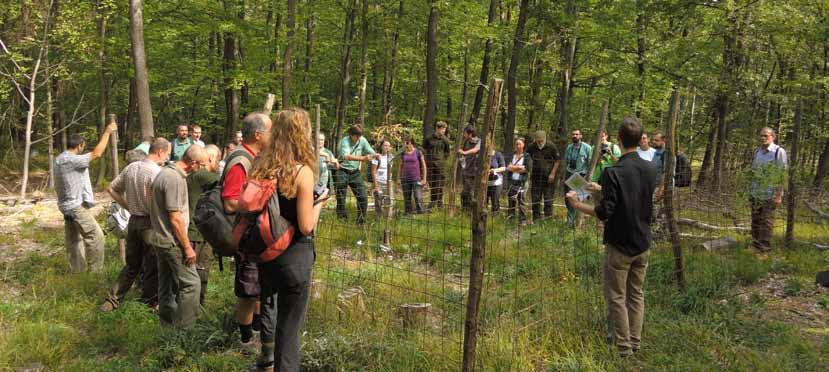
[333,0,358,149]
[423,0,439,140]
[468,0,498,126]
[504,0,530,154]
[282,0,296,108]
[129,0,154,138]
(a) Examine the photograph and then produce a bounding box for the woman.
[505,137,532,224]
[371,139,393,216]
[247,108,328,372]
[486,149,506,213]
[317,132,338,191]
[397,137,428,214]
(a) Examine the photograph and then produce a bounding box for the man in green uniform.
[336,125,379,224]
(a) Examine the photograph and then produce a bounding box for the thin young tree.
[423,0,439,140]
[503,0,530,154]
[129,0,154,138]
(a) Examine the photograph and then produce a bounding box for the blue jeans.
[402,180,425,214]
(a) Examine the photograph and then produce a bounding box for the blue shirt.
[750,143,788,200]
[564,142,592,175]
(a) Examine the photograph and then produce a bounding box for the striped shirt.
[55,151,94,214]
[110,159,162,216]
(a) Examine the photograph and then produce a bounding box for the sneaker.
[240,339,259,355]
[98,301,115,313]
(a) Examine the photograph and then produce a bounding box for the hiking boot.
[248,363,274,372]
[98,301,116,313]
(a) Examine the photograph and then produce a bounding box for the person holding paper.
[565,117,656,358]
[563,129,592,226]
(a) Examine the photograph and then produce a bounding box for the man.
[748,127,788,252]
[563,129,592,226]
[592,130,622,182]
[99,138,170,312]
[566,117,655,358]
[336,124,379,224]
[525,130,560,222]
[423,121,452,209]
[318,132,338,191]
[54,123,117,273]
[187,144,222,305]
[190,124,206,147]
[223,113,272,351]
[148,145,208,327]
[636,133,656,162]
[235,130,244,145]
[170,124,193,161]
[458,125,481,209]
[134,135,155,155]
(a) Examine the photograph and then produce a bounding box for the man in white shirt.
[636,133,656,162]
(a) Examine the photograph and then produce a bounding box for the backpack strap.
[219,148,255,186]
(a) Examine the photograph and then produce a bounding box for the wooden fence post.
[663,88,686,291]
[449,103,468,216]
[107,114,126,265]
[785,101,801,248]
[585,99,609,182]
[462,78,502,372]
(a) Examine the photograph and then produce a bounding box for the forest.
[1,1,828,371]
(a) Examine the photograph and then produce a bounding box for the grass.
[0,199,827,371]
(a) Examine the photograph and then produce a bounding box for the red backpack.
[232,178,296,263]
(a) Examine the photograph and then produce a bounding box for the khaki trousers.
[603,245,649,355]
[63,206,105,273]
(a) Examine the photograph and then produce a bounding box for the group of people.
[53,106,788,365]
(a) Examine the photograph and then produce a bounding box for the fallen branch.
[804,201,828,221]
[677,217,750,233]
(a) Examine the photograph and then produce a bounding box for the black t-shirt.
[526,143,559,178]
[595,152,657,256]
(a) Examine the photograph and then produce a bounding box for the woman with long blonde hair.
[248,108,328,372]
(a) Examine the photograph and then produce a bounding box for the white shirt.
[192,139,206,147]
[637,146,656,161]
[371,154,392,184]
[510,154,526,182]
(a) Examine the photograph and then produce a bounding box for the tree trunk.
[303,1,316,108]
[357,0,369,125]
[129,0,154,138]
[333,0,358,152]
[222,0,240,140]
[468,0,498,126]
[282,0,296,108]
[710,93,729,192]
[382,0,403,122]
[785,102,801,248]
[663,89,685,291]
[695,111,715,190]
[815,141,829,190]
[555,2,577,153]
[46,49,55,189]
[124,78,137,150]
[634,0,646,118]
[503,0,529,154]
[96,9,109,188]
[527,46,544,132]
[423,0,439,141]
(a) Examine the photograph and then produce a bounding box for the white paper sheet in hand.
[565,173,590,201]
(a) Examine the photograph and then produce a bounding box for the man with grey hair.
[150,145,209,327]
[526,130,560,221]
[171,124,193,161]
[223,112,272,350]
[187,144,222,305]
[55,122,117,273]
[100,137,170,312]
[748,127,788,252]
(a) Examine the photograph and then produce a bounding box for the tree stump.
[398,303,432,330]
[698,236,738,251]
[337,287,366,320]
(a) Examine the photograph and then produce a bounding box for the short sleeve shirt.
[55,151,94,214]
[371,154,392,184]
[318,148,336,188]
[564,142,592,175]
[110,159,162,216]
[170,137,193,161]
[526,143,560,177]
[636,147,656,162]
[337,136,376,171]
[750,144,788,200]
[148,164,189,247]
[221,144,257,201]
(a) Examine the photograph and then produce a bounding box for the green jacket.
[423,133,451,164]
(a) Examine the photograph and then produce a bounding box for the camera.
[314,184,329,200]
[601,143,610,155]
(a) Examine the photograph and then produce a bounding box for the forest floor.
[0,190,827,371]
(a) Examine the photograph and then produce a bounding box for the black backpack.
[193,148,254,258]
[675,153,692,187]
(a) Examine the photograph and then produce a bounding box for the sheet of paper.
[565,172,590,201]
